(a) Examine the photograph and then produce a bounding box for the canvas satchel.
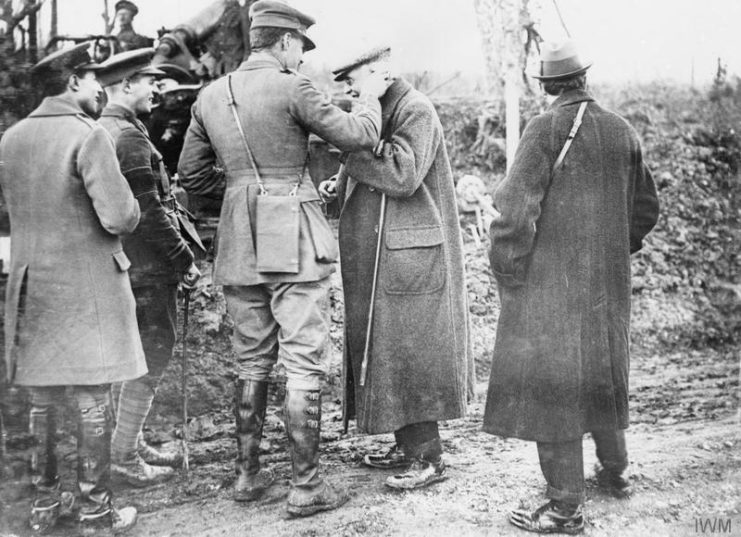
[226,75,301,273]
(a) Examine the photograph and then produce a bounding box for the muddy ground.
[0,226,739,537]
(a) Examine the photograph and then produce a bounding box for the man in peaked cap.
[0,42,144,533]
[483,39,659,534]
[320,44,472,491]
[178,0,389,517]
[98,48,202,488]
[113,0,154,52]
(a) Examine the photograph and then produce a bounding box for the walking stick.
[181,288,191,475]
[360,192,387,387]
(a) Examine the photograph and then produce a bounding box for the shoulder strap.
[226,74,266,194]
[552,101,588,176]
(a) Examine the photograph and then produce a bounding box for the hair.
[33,68,89,98]
[542,73,587,96]
[249,27,299,52]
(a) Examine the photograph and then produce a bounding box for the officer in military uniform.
[0,42,142,534]
[113,0,154,52]
[178,0,388,517]
[98,48,202,488]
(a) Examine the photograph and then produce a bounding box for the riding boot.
[233,379,274,502]
[76,398,136,535]
[28,401,63,534]
[284,389,348,517]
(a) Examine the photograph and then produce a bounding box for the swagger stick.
[360,192,387,387]
[181,288,191,475]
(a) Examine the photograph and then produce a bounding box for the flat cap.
[332,45,391,82]
[114,0,138,15]
[249,0,316,51]
[97,48,165,87]
[31,41,102,77]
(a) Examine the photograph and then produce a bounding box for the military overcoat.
[483,89,659,442]
[178,54,381,285]
[339,78,471,434]
[0,95,146,385]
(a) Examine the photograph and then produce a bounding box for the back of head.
[248,0,316,52]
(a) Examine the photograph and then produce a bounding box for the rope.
[551,0,571,38]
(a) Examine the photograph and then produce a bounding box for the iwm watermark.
[694,517,735,534]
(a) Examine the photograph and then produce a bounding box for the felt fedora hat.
[249,0,317,52]
[531,39,592,80]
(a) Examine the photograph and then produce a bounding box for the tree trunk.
[473,0,542,168]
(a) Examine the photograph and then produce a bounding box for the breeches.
[537,429,628,504]
[223,278,331,390]
[133,284,178,387]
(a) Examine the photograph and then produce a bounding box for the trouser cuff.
[284,377,323,391]
[545,484,584,505]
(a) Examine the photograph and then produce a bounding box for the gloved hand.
[181,263,201,289]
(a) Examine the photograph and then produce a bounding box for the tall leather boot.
[233,379,274,502]
[284,389,348,517]
[28,402,68,535]
[76,399,136,535]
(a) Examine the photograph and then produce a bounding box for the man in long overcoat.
[483,40,659,534]
[177,0,387,517]
[99,48,202,487]
[321,46,471,490]
[0,43,145,533]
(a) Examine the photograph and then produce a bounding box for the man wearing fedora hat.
[113,0,154,53]
[178,0,388,517]
[0,42,143,534]
[321,45,472,491]
[98,48,202,488]
[483,39,659,533]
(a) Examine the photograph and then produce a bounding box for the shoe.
[137,434,183,468]
[363,444,409,469]
[385,458,447,490]
[284,389,349,517]
[594,466,632,498]
[112,453,175,488]
[286,480,350,517]
[509,501,585,534]
[234,468,275,502]
[233,380,275,502]
[79,505,137,535]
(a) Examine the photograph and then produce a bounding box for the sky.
[44,0,741,84]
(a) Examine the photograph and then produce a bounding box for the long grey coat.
[0,95,146,386]
[340,78,471,434]
[483,89,659,442]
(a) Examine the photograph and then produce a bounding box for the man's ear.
[281,32,292,51]
[122,78,132,93]
[68,73,80,92]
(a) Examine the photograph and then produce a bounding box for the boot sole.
[385,473,448,490]
[286,494,350,517]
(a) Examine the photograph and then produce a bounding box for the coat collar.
[100,102,137,122]
[237,53,286,73]
[28,94,89,118]
[379,77,414,137]
[549,88,594,110]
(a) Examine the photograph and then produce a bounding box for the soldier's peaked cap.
[97,48,165,87]
[249,0,316,51]
[31,41,102,76]
[114,0,139,15]
[332,45,391,82]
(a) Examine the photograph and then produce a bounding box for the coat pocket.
[303,200,339,264]
[112,250,132,272]
[383,226,445,295]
